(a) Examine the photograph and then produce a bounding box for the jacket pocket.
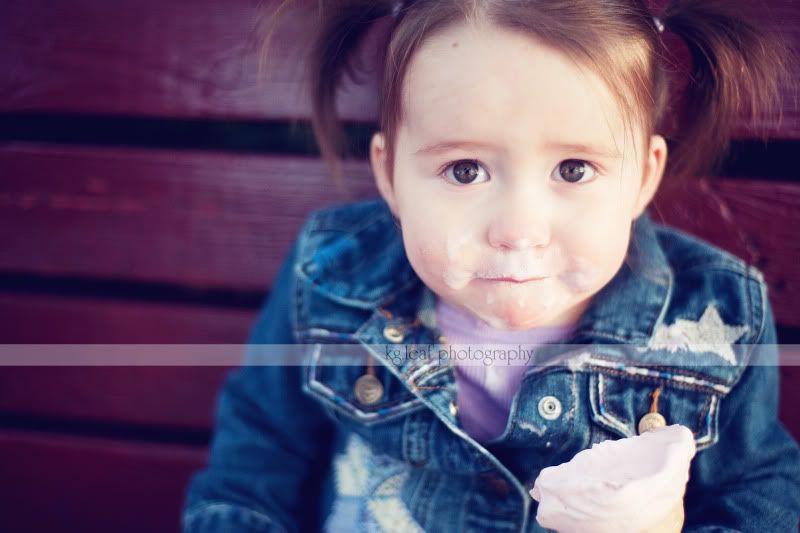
[588,363,727,451]
[302,343,426,425]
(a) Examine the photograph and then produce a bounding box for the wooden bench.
[0,1,798,531]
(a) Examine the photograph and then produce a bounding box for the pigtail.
[308,1,398,183]
[258,0,397,184]
[658,0,795,180]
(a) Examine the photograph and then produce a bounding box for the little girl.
[182,0,800,531]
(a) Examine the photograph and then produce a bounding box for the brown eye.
[443,160,489,185]
[555,159,596,184]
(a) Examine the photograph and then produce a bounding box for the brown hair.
[265,0,794,185]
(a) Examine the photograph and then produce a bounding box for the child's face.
[372,22,666,330]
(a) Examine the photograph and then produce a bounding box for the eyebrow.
[413,141,499,157]
[545,141,623,160]
[413,139,623,159]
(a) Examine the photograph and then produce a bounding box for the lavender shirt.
[435,298,577,443]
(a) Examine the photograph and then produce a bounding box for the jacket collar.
[300,198,673,346]
[297,198,419,310]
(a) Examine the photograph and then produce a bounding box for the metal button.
[354,374,384,405]
[489,476,511,497]
[383,325,405,343]
[480,472,511,497]
[638,412,667,434]
[449,400,459,417]
[538,396,562,420]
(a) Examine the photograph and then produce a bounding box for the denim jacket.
[182,198,800,532]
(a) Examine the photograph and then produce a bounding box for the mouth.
[484,276,548,284]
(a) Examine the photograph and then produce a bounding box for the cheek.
[557,216,631,290]
[579,221,629,263]
[402,217,486,293]
[395,187,478,289]
[399,219,450,285]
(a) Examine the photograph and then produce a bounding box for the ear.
[370,132,399,217]
[632,134,668,220]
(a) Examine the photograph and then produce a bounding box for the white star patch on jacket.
[325,433,424,533]
[646,304,749,365]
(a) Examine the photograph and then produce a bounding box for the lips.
[486,276,548,283]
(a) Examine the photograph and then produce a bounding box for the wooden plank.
[652,177,800,329]
[2,0,797,137]
[0,0,380,122]
[0,142,378,291]
[0,365,230,432]
[0,292,257,344]
[0,429,207,533]
[779,364,800,443]
[0,293,251,430]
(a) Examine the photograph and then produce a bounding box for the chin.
[478,304,556,331]
[502,316,549,331]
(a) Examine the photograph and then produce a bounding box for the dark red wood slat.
[0,366,230,432]
[0,292,256,344]
[0,429,207,533]
[0,293,251,430]
[779,365,800,444]
[0,0,379,122]
[0,143,378,291]
[2,0,797,137]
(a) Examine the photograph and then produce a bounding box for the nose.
[487,188,552,251]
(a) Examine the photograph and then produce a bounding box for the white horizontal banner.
[0,344,796,367]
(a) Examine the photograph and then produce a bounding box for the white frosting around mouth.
[443,250,558,288]
[530,424,696,533]
[443,268,473,290]
[557,256,601,292]
[479,249,557,280]
[442,231,600,292]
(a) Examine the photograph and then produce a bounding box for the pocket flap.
[303,344,425,425]
[589,368,722,450]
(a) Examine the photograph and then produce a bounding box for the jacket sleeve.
[181,239,336,533]
[684,296,800,532]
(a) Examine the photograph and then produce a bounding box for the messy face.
[376,22,654,330]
